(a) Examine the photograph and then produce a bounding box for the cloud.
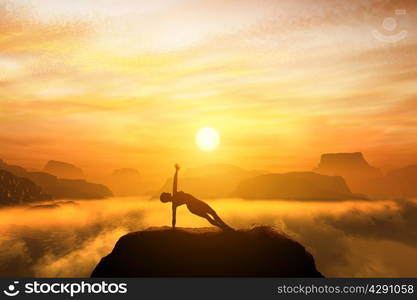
[0,200,146,277]
[320,199,417,246]
[1,197,417,277]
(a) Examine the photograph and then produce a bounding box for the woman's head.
[160,192,172,203]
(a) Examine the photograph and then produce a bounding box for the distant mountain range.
[43,160,145,197]
[313,152,417,198]
[157,164,264,199]
[157,154,417,200]
[2,152,417,205]
[313,152,382,194]
[0,169,51,206]
[157,164,364,200]
[0,159,112,202]
[233,172,365,200]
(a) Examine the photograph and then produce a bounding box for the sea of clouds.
[1,197,417,277]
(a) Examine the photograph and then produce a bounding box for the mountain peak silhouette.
[313,152,382,194]
[0,169,51,206]
[43,160,84,179]
[0,159,112,200]
[234,172,365,200]
[315,152,380,172]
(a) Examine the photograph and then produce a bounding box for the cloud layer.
[1,197,417,277]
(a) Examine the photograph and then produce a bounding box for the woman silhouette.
[160,164,233,231]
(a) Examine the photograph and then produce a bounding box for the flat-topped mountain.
[43,160,84,179]
[233,172,364,200]
[313,152,382,194]
[0,159,112,200]
[91,226,323,277]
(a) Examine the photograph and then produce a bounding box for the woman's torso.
[173,191,196,206]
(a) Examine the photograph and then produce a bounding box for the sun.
[196,127,220,152]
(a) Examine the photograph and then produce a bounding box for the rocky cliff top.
[91,226,323,277]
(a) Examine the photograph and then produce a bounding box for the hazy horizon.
[1,0,417,185]
[1,152,416,193]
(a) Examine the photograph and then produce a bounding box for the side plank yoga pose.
[160,164,233,231]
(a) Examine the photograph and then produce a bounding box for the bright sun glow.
[196,127,220,152]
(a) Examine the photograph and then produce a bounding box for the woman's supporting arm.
[173,164,180,195]
[172,203,177,229]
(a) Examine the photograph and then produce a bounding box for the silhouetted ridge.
[0,169,51,206]
[233,172,364,200]
[91,226,323,277]
[0,159,112,199]
[43,160,84,179]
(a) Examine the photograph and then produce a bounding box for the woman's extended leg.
[187,206,220,227]
[187,200,233,231]
[209,211,233,231]
[203,214,220,227]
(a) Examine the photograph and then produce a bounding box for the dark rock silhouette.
[0,159,27,177]
[233,172,365,200]
[102,168,142,196]
[0,159,112,199]
[0,169,51,206]
[158,164,264,199]
[43,160,84,179]
[91,226,323,277]
[313,152,382,194]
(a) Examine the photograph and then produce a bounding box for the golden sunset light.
[1,0,417,281]
[196,127,220,152]
[0,0,416,185]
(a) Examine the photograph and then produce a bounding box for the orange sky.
[1,0,417,183]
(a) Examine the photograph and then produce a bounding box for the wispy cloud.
[0,0,416,179]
